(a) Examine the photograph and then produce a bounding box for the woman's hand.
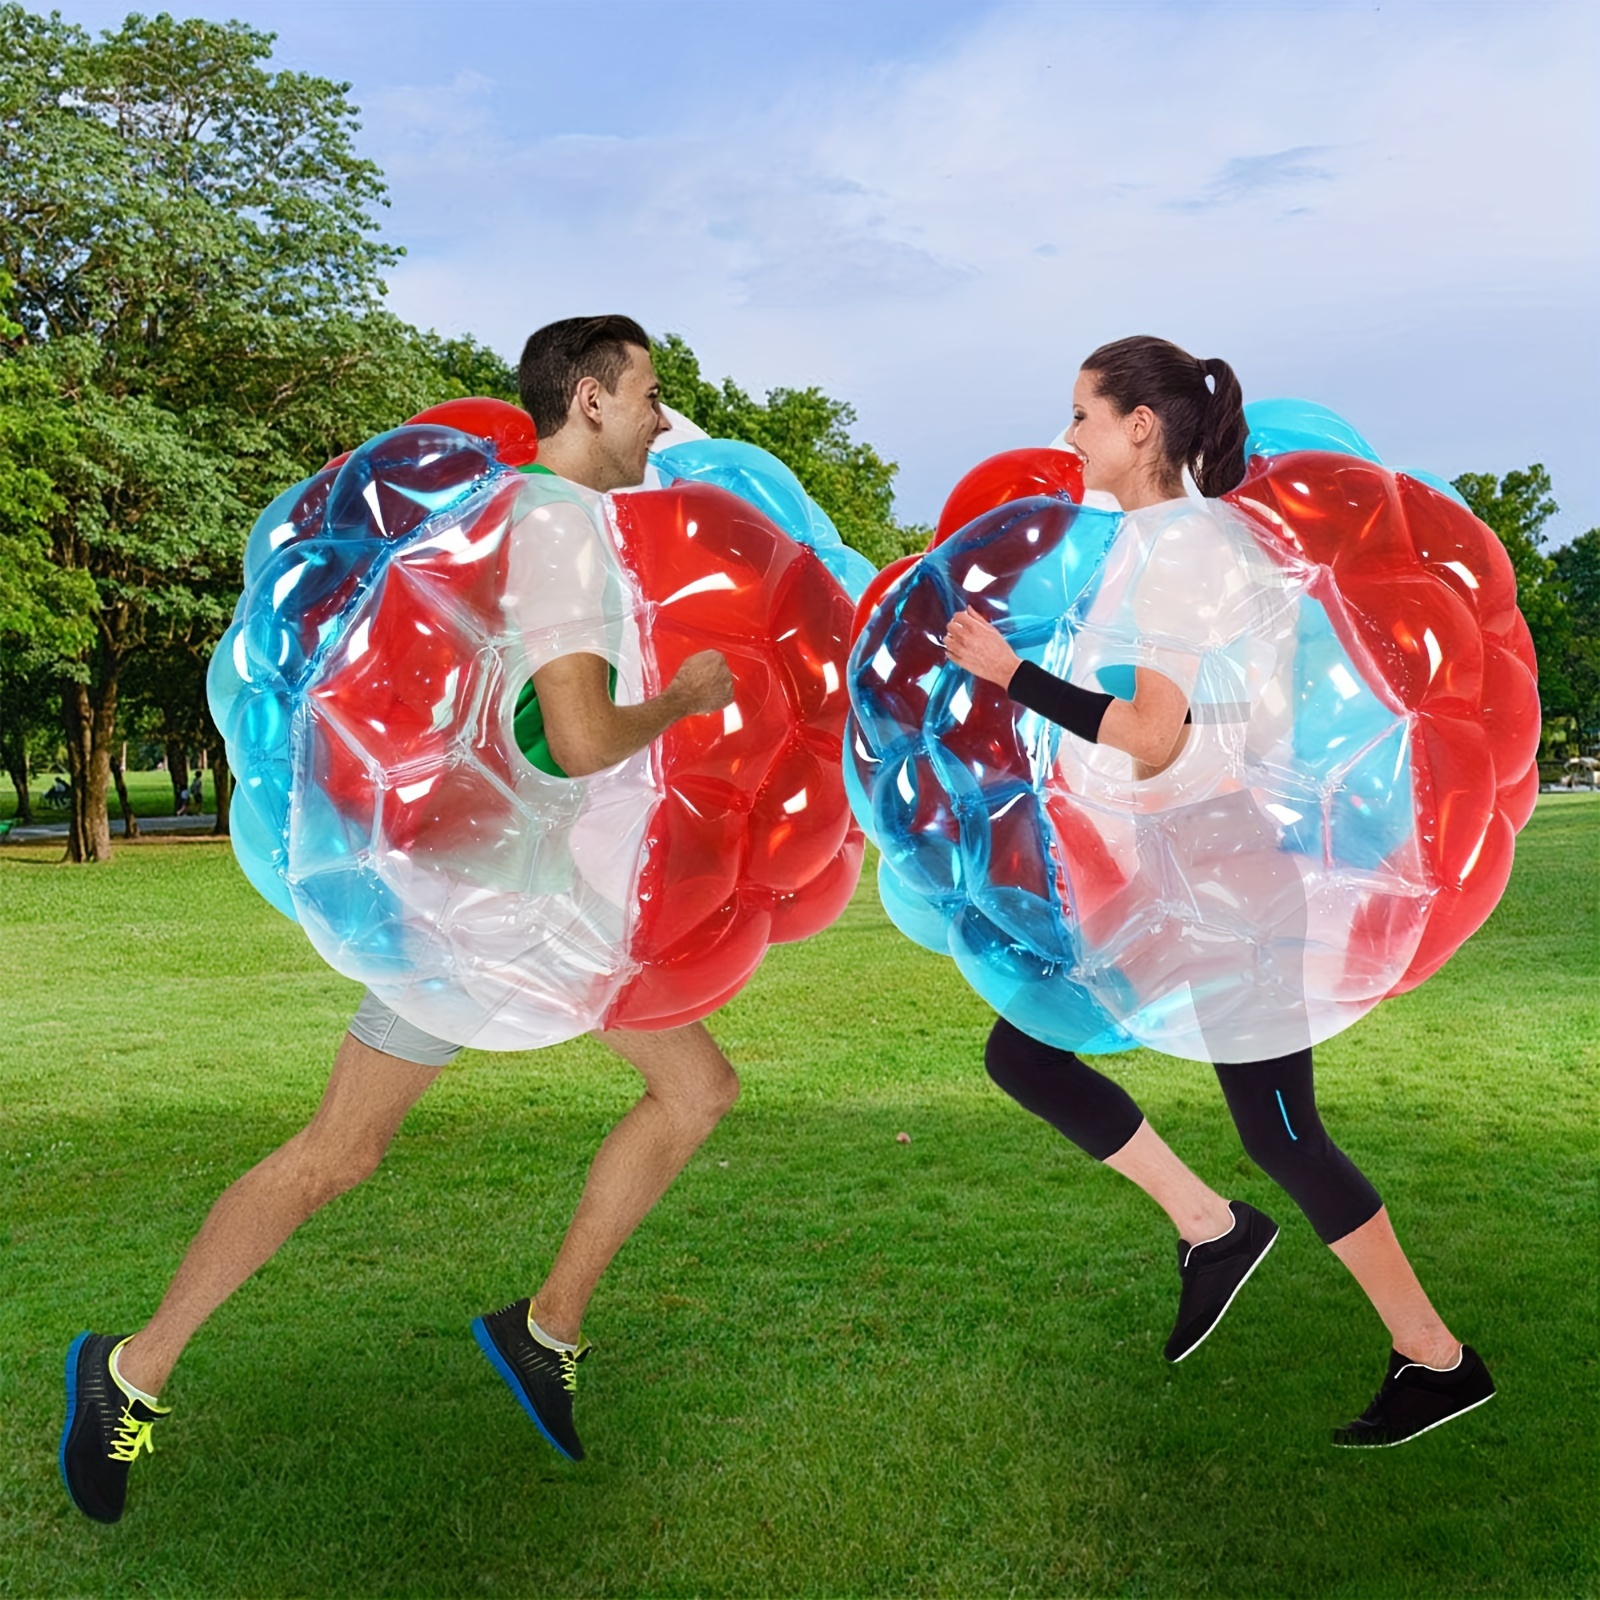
[944,609,1021,689]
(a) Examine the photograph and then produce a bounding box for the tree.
[0,274,95,821]
[0,658,61,824]
[1453,464,1576,740]
[1551,528,1600,751]
[653,334,927,568]
[121,622,213,814]
[0,7,471,860]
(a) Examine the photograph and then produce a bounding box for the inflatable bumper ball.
[845,409,1538,1063]
[209,399,866,1049]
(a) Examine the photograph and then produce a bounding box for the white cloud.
[288,1,1599,539]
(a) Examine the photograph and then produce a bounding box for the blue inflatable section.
[846,495,1136,1053]
[651,438,876,600]
[209,424,506,927]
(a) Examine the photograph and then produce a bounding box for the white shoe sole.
[1333,1387,1495,1448]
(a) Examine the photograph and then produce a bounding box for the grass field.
[3,768,214,826]
[2,797,1596,1598]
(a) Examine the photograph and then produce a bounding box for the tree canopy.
[652,333,928,568]
[1454,464,1599,756]
[0,6,511,857]
[2,3,1592,861]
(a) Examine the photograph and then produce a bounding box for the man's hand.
[944,609,1021,689]
[665,649,735,718]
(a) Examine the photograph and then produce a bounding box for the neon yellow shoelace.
[108,1404,157,1464]
[559,1351,579,1395]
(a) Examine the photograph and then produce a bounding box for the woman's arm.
[943,608,1188,768]
[534,649,734,777]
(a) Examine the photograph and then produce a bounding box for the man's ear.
[571,374,603,426]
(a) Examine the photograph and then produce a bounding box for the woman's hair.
[1080,336,1248,497]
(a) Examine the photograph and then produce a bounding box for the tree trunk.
[165,736,188,813]
[0,688,34,825]
[62,681,113,863]
[111,749,140,839]
[208,736,231,836]
[4,752,32,825]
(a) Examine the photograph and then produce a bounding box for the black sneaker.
[60,1333,170,1523]
[1332,1345,1495,1447]
[471,1299,589,1461]
[1163,1200,1279,1362]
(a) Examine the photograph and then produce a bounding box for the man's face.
[593,344,669,489]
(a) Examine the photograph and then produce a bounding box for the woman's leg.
[1328,1212,1460,1367]
[985,1017,1278,1360]
[1213,1051,1459,1366]
[985,1017,1233,1239]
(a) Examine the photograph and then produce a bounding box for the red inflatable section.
[406,397,539,468]
[321,396,537,475]
[933,447,1084,547]
[1226,453,1539,992]
[603,483,864,1028]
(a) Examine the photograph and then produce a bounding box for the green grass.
[2,797,1596,1597]
[2,767,211,825]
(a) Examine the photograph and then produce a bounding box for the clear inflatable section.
[847,488,1456,1063]
[211,412,870,1051]
[346,473,659,1050]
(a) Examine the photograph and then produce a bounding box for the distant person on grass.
[60,316,739,1524]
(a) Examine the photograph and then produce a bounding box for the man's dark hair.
[519,315,651,437]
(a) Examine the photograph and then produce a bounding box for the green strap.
[518,462,557,476]
[513,665,620,779]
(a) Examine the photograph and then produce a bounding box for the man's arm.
[534,649,734,777]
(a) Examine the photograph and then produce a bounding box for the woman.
[943,336,1493,1447]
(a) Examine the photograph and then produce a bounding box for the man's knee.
[658,1057,739,1139]
[289,1125,391,1208]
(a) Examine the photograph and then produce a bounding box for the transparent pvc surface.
[650,438,877,601]
[846,422,1538,1063]
[211,413,864,1049]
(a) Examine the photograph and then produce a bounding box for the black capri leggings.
[984,1016,1382,1245]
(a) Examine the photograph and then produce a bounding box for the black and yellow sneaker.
[1332,1345,1495,1447]
[471,1299,589,1461]
[60,1333,170,1523]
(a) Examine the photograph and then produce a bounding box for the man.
[61,316,739,1523]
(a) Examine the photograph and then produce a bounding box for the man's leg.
[533,1020,738,1342]
[116,1033,440,1397]
[470,1020,737,1461]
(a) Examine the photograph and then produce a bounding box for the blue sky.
[46,0,1600,543]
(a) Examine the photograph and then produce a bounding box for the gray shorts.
[348,990,464,1068]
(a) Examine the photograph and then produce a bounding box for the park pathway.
[2,814,219,844]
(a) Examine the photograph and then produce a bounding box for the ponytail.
[1081,336,1249,499]
[1194,357,1248,496]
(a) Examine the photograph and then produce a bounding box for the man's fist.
[668,649,735,717]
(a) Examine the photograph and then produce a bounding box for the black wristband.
[1007,659,1114,745]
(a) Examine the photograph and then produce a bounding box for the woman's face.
[1065,369,1158,504]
